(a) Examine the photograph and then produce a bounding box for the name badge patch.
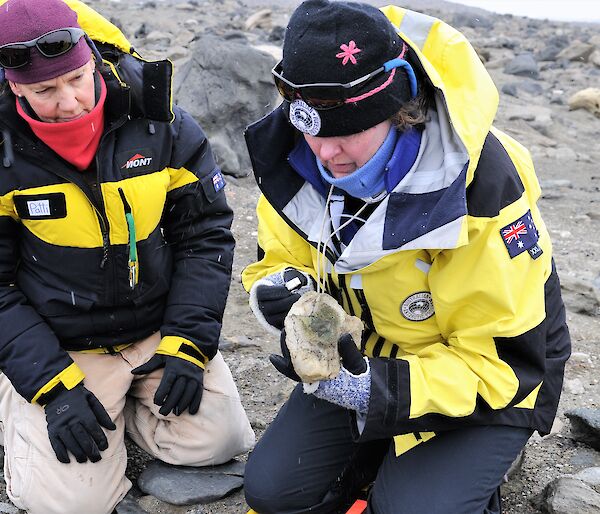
[14,193,67,220]
[500,210,542,259]
[27,199,51,217]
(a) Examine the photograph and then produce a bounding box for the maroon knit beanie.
[0,0,91,84]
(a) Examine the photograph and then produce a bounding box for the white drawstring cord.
[315,185,370,295]
[316,185,335,294]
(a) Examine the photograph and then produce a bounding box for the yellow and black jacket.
[242,5,570,455]
[0,2,233,404]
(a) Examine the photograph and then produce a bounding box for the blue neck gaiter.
[317,125,397,200]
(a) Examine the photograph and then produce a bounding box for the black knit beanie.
[281,0,414,137]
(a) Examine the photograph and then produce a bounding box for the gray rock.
[115,490,147,514]
[501,83,519,97]
[137,459,245,506]
[504,53,539,78]
[518,80,544,96]
[268,25,286,42]
[539,179,573,189]
[557,42,596,63]
[575,467,600,487]
[138,495,208,513]
[536,35,570,62]
[566,408,600,450]
[173,35,278,176]
[564,378,586,395]
[244,9,273,31]
[546,147,578,162]
[560,275,600,316]
[0,502,19,514]
[219,335,260,351]
[145,31,173,47]
[570,448,600,469]
[570,352,592,364]
[452,12,494,30]
[539,476,600,514]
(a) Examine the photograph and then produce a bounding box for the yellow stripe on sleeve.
[31,362,85,404]
[156,336,208,369]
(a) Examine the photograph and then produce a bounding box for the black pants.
[245,385,532,514]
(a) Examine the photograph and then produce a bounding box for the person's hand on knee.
[132,352,204,417]
[43,383,116,464]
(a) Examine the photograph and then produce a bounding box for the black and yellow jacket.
[242,5,570,455]
[0,1,233,405]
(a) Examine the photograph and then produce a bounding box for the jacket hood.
[380,5,499,186]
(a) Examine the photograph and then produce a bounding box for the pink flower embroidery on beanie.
[336,40,361,65]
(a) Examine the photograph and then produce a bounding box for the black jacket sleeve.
[159,107,235,362]
[0,215,82,403]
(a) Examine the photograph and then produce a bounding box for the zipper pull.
[128,260,138,290]
[119,187,139,289]
[100,232,109,269]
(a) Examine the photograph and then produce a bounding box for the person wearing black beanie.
[243,1,569,513]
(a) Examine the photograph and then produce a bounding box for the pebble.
[564,378,586,394]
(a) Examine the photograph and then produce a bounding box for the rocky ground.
[2,0,600,513]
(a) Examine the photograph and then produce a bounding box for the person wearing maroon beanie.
[0,1,254,513]
[242,1,570,513]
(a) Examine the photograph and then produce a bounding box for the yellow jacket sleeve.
[242,195,317,291]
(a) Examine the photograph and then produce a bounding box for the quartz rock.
[284,292,363,382]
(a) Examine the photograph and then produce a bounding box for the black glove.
[255,268,313,330]
[269,329,301,382]
[131,354,204,416]
[338,334,367,375]
[44,383,116,464]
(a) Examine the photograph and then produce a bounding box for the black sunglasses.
[0,27,85,69]
[272,60,394,111]
[272,46,417,111]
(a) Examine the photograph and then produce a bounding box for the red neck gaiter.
[16,74,107,171]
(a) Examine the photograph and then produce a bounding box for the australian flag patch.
[500,210,543,260]
[211,169,225,192]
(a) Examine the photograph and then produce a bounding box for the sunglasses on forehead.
[272,50,418,110]
[0,27,85,70]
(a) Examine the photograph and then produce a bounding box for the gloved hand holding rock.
[311,334,371,415]
[44,383,116,464]
[269,329,302,382]
[250,268,315,333]
[271,330,371,415]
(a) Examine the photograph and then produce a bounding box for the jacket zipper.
[118,187,138,289]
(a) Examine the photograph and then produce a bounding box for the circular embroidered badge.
[401,292,435,321]
[289,99,322,136]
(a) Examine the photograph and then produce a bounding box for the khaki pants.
[0,333,255,514]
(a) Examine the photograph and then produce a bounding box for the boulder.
[173,35,279,176]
